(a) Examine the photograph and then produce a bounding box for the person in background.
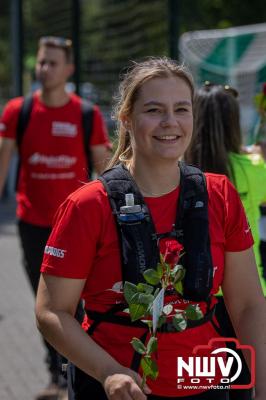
[253,82,266,288]
[35,57,266,399]
[185,82,266,400]
[0,36,111,400]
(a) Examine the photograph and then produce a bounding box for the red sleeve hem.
[40,264,88,279]
[225,239,254,252]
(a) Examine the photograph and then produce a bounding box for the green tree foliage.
[0,0,12,103]
[81,0,168,105]
[0,0,266,105]
[179,0,266,32]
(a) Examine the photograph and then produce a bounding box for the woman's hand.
[103,367,151,400]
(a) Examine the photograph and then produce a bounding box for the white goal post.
[179,23,266,141]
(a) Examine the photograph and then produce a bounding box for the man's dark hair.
[38,36,73,63]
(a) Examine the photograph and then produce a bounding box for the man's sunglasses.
[39,36,72,49]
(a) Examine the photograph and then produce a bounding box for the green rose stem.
[124,250,203,391]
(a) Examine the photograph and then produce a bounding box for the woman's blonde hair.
[108,57,194,168]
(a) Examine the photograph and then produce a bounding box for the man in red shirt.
[0,36,111,400]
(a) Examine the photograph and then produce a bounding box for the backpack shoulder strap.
[177,161,213,301]
[177,162,207,223]
[99,164,159,284]
[99,164,145,211]
[15,94,34,191]
[16,94,34,149]
[81,100,94,178]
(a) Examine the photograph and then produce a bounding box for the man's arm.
[0,137,16,198]
[90,144,112,176]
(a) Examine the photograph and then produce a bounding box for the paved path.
[0,198,49,400]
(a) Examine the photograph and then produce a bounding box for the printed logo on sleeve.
[244,218,251,235]
[45,246,66,259]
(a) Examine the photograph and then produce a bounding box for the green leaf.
[143,269,161,285]
[146,303,153,316]
[156,263,163,278]
[130,292,141,304]
[185,304,204,320]
[129,292,154,307]
[124,281,138,304]
[173,313,187,332]
[163,304,173,315]
[139,293,154,305]
[170,265,186,283]
[130,337,147,355]
[141,356,159,380]
[157,315,167,328]
[146,336,158,354]
[129,303,148,321]
[153,288,160,298]
[137,283,154,294]
[170,264,181,275]
[160,253,165,264]
[174,280,184,295]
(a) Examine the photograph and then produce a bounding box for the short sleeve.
[89,105,111,148]
[41,184,103,278]
[224,178,254,252]
[0,97,23,139]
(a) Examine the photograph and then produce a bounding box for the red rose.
[160,238,184,266]
[263,83,266,96]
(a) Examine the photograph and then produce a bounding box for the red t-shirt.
[0,92,110,226]
[41,173,253,397]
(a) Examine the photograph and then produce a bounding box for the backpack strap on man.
[15,94,34,190]
[81,100,94,179]
[16,94,34,149]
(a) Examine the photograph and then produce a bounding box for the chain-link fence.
[0,0,172,119]
[0,0,12,109]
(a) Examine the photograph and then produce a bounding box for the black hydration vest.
[73,161,220,387]
[68,163,219,396]
[99,162,213,302]
[83,162,216,375]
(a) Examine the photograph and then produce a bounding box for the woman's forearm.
[36,309,124,384]
[231,302,266,397]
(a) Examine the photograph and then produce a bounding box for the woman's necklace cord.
[126,162,179,197]
[137,184,178,197]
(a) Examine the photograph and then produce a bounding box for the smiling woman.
[110,59,194,197]
[125,76,193,172]
[35,57,266,400]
